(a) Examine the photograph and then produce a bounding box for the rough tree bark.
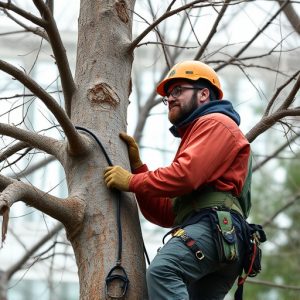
[63,0,147,299]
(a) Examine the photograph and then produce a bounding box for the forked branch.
[0,175,85,243]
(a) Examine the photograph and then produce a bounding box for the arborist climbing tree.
[104,60,266,300]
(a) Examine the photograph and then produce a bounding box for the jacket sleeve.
[132,164,175,227]
[130,116,242,197]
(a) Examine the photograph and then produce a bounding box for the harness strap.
[174,190,244,225]
[172,228,205,261]
[234,242,258,300]
[194,191,244,216]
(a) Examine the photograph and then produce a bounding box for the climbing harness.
[164,203,266,300]
[172,228,205,260]
[75,126,133,299]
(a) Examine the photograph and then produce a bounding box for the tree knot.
[88,83,119,108]
[115,0,129,24]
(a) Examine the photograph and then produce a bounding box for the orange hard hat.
[156,60,223,99]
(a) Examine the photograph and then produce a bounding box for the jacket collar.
[169,100,241,138]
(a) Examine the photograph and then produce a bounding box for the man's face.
[166,80,201,125]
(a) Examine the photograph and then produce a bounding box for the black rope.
[75,126,128,298]
[75,126,151,298]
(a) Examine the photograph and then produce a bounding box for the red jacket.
[129,113,250,228]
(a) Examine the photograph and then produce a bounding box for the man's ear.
[198,88,210,104]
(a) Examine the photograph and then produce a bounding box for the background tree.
[0,1,299,299]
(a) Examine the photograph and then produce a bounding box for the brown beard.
[169,91,199,125]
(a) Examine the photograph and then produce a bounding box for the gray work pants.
[146,216,244,300]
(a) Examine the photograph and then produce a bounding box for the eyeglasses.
[162,86,202,105]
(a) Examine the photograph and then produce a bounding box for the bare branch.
[0,1,45,27]
[6,222,63,280]
[0,60,89,156]
[0,123,62,159]
[147,0,171,68]
[0,176,86,241]
[0,142,30,163]
[0,181,25,243]
[246,108,300,143]
[46,0,54,15]
[33,0,76,117]
[136,41,199,49]
[247,70,300,143]
[1,147,32,171]
[133,5,171,67]
[185,9,201,47]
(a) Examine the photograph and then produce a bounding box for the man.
[104,60,251,299]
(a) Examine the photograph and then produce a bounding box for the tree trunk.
[67,0,147,299]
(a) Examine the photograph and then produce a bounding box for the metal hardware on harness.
[172,228,205,261]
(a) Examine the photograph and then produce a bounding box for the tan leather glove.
[103,166,133,191]
[120,132,143,170]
